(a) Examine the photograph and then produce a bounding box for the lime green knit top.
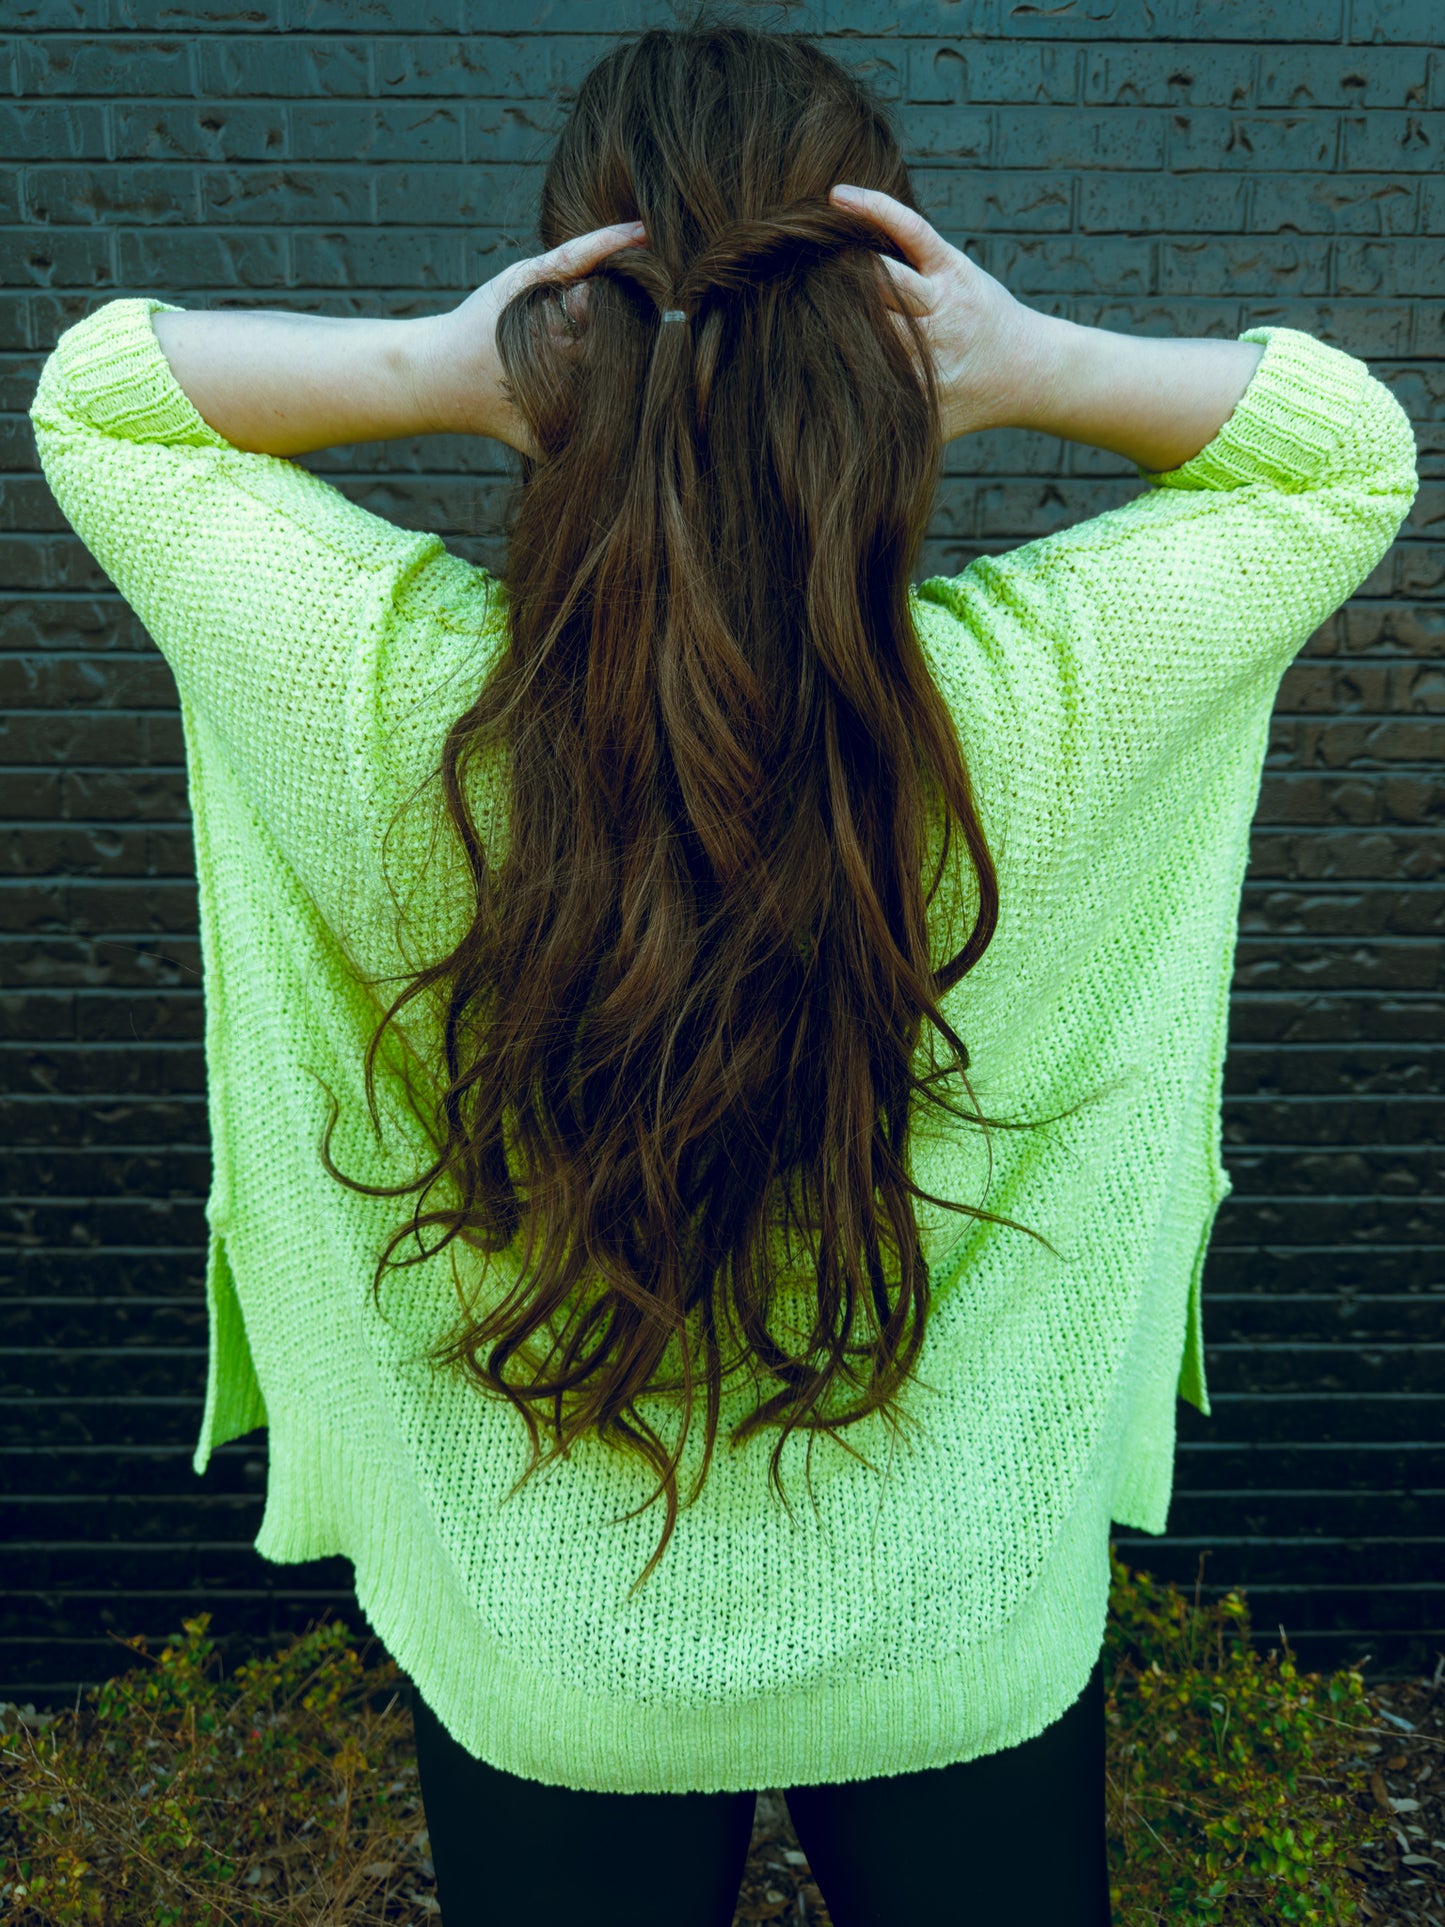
[30,297,1418,1793]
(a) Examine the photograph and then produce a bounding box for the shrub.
[0,1548,1398,1924]
[1103,1547,1393,1924]
[0,1615,433,1925]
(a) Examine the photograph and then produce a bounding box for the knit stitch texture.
[30,298,1418,1792]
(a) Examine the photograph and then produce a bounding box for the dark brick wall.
[1,0,1440,1707]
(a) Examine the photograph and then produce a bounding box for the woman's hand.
[828,183,1055,443]
[412,220,648,455]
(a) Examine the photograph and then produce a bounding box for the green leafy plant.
[1103,1548,1394,1924]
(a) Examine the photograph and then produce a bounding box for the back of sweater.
[29,300,1419,1792]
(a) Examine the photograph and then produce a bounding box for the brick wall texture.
[1,0,1441,1705]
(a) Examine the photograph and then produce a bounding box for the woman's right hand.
[829,183,1051,444]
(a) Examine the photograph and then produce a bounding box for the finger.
[548,221,648,281]
[875,251,933,317]
[829,184,952,280]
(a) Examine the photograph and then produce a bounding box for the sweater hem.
[251,1397,1118,1794]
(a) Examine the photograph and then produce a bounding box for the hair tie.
[661,309,688,323]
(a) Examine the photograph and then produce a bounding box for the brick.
[58,767,193,818]
[374,32,546,95]
[0,533,120,591]
[461,98,574,165]
[0,1409,204,1456]
[1,229,116,289]
[952,234,1145,300]
[1076,171,1251,235]
[290,227,465,289]
[1199,1248,1443,1294]
[1159,236,1332,295]
[199,163,372,225]
[0,104,108,161]
[0,356,49,411]
[0,1250,198,1303]
[13,36,194,98]
[110,102,287,164]
[1083,44,1256,108]
[0,1440,223,1498]
[0,934,201,988]
[23,164,201,225]
[1363,0,1445,45]
[4,1341,209,1402]
[373,161,541,226]
[0,597,149,653]
[194,35,370,98]
[1326,602,1445,656]
[3,1,107,26]
[1254,45,1431,109]
[1167,110,1343,172]
[1250,172,1420,236]
[0,1041,203,1093]
[0,824,177,877]
[1338,236,1445,295]
[114,227,287,290]
[1281,657,1445,715]
[1242,883,1443,939]
[1170,0,1346,37]
[288,0,460,28]
[1395,536,1443,592]
[1342,110,1445,171]
[909,40,1078,107]
[75,991,204,1041]
[1269,715,1445,768]
[2,1500,233,1557]
[896,104,993,165]
[110,0,284,26]
[454,0,681,29]
[0,710,180,768]
[0,653,178,709]
[912,167,1071,231]
[1234,935,1442,992]
[1227,1096,1445,1150]
[290,100,464,164]
[3,1148,209,1194]
[995,105,1166,169]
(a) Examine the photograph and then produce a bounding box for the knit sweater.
[30,297,1418,1794]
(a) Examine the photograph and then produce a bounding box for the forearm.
[1005,312,1267,474]
[149,306,455,457]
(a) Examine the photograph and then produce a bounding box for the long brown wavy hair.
[320,7,1084,1595]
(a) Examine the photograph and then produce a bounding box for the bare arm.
[1002,311,1268,475]
[148,307,448,456]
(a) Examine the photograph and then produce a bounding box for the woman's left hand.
[412,220,648,456]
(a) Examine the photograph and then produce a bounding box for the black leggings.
[410,1650,1112,1927]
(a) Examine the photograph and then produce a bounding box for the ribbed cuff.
[1138,323,1369,492]
[48,295,231,450]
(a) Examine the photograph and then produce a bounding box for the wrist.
[398,310,468,437]
[987,307,1084,439]
[405,306,508,442]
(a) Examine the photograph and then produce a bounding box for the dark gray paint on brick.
[1,0,1441,1705]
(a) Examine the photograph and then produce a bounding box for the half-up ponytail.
[321,12,1082,1596]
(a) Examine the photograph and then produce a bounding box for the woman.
[30,12,1418,1926]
